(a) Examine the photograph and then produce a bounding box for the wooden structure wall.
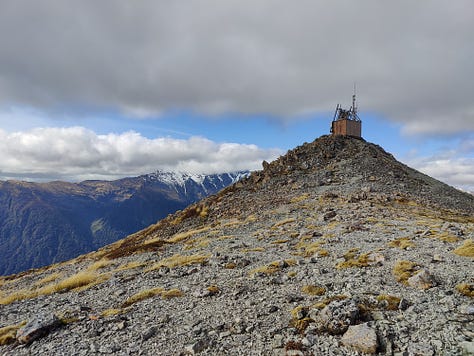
[331,119,361,138]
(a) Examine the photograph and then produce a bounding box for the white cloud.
[0,127,281,181]
[406,150,474,192]
[0,1,473,135]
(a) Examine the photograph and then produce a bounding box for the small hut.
[331,93,362,138]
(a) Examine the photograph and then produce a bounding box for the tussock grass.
[271,239,290,244]
[336,248,373,269]
[145,254,210,271]
[249,262,281,276]
[161,288,184,299]
[456,283,474,297]
[167,226,211,243]
[0,321,26,346]
[87,259,113,271]
[206,285,220,295]
[101,308,123,317]
[377,294,401,310]
[122,287,164,307]
[104,238,167,259]
[296,240,324,257]
[273,218,296,228]
[393,260,419,285]
[0,290,32,305]
[0,270,109,305]
[122,287,183,307]
[312,295,348,310]
[48,271,105,293]
[388,237,415,250]
[453,239,474,257]
[291,193,310,204]
[249,260,295,276]
[301,285,326,296]
[114,261,147,272]
[241,247,265,253]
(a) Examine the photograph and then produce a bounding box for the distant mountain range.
[0,171,248,275]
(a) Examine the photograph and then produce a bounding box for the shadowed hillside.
[0,171,247,275]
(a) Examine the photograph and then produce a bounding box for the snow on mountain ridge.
[146,170,249,189]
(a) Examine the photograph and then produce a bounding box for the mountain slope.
[0,171,247,275]
[0,136,473,355]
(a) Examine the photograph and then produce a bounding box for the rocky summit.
[0,135,473,355]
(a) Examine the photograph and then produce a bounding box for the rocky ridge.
[0,135,473,355]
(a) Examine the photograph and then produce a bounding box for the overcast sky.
[0,1,473,190]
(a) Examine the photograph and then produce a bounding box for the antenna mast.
[352,82,357,117]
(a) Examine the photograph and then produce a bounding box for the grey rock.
[184,338,209,354]
[16,314,61,344]
[141,326,157,341]
[341,323,378,355]
[460,341,474,356]
[407,269,435,290]
[407,342,435,356]
[316,299,359,335]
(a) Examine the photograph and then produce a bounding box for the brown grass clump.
[377,294,401,310]
[161,289,184,299]
[114,261,147,272]
[290,318,312,334]
[249,263,280,276]
[0,321,26,346]
[453,239,474,257]
[0,290,34,305]
[145,254,210,271]
[167,226,211,243]
[86,259,113,271]
[48,271,106,293]
[273,218,296,228]
[122,287,184,307]
[241,247,265,253]
[301,285,326,296]
[393,260,419,284]
[290,193,310,204]
[456,283,474,298]
[312,295,348,309]
[206,285,220,295]
[101,308,123,317]
[122,287,164,307]
[104,238,167,259]
[285,340,308,352]
[388,237,415,250]
[336,248,372,269]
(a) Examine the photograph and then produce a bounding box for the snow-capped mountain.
[0,170,249,275]
[146,170,250,195]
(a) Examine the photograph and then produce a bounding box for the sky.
[0,1,473,191]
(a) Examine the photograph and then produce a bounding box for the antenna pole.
[352,82,357,116]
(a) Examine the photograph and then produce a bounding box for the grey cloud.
[0,127,280,181]
[0,1,473,134]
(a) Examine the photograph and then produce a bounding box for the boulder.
[341,323,378,354]
[316,299,359,335]
[407,269,435,290]
[16,314,61,344]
